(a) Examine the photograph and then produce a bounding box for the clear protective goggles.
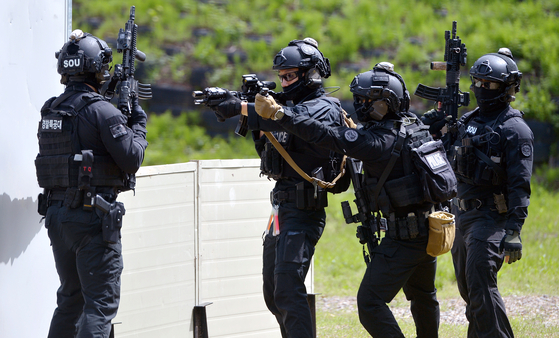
[278,71,299,83]
[471,77,501,90]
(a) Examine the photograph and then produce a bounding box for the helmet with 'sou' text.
[55,29,113,86]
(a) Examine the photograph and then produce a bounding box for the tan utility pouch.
[426,211,455,257]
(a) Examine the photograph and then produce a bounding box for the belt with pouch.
[270,185,328,210]
[48,190,67,202]
[47,188,115,208]
[386,210,431,240]
[453,197,495,211]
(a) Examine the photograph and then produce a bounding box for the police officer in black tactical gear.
[35,30,148,338]
[256,62,445,338]
[211,38,348,338]
[422,48,533,338]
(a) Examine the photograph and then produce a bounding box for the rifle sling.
[262,131,346,189]
[371,123,407,206]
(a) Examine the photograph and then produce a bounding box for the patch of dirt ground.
[318,295,559,327]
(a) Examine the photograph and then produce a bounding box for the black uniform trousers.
[262,201,325,338]
[357,235,439,338]
[45,201,123,338]
[451,205,513,338]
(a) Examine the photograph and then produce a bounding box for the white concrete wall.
[0,1,69,337]
[0,2,312,337]
[115,160,302,337]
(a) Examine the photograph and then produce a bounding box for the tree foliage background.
[72,0,559,164]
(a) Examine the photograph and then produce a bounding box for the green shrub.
[144,111,258,166]
[533,164,559,191]
[72,0,559,130]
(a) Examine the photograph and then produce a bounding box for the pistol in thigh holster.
[93,194,125,244]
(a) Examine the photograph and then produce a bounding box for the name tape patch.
[41,117,63,132]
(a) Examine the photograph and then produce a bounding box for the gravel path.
[318,295,559,327]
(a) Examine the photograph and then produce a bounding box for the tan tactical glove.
[342,109,358,129]
[255,93,283,120]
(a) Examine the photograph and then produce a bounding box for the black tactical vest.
[35,90,128,190]
[259,97,348,192]
[451,108,519,186]
[367,118,456,214]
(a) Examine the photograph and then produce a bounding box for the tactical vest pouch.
[412,140,457,204]
[472,156,504,186]
[494,193,508,214]
[63,187,84,209]
[384,174,424,208]
[35,155,71,188]
[426,211,455,257]
[260,141,284,180]
[386,212,426,240]
[455,145,476,178]
[38,193,48,216]
[296,182,328,209]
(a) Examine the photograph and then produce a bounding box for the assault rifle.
[414,21,469,135]
[341,157,380,265]
[193,74,277,137]
[104,5,152,116]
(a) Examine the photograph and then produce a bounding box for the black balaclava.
[282,70,321,104]
[473,86,509,116]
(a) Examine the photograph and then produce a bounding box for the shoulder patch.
[344,129,359,142]
[521,142,532,158]
[110,123,128,139]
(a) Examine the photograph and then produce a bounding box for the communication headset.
[371,62,411,113]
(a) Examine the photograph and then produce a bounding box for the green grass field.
[314,183,559,337]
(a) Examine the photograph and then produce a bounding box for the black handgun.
[92,194,111,213]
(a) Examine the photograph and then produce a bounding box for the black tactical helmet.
[470,48,522,103]
[350,62,410,122]
[273,38,331,82]
[55,29,113,86]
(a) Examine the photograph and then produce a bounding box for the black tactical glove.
[129,95,147,128]
[211,90,242,122]
[499,230,522,264]
[421,109,448,138]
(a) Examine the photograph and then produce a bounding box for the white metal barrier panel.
[116,159,307,338]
